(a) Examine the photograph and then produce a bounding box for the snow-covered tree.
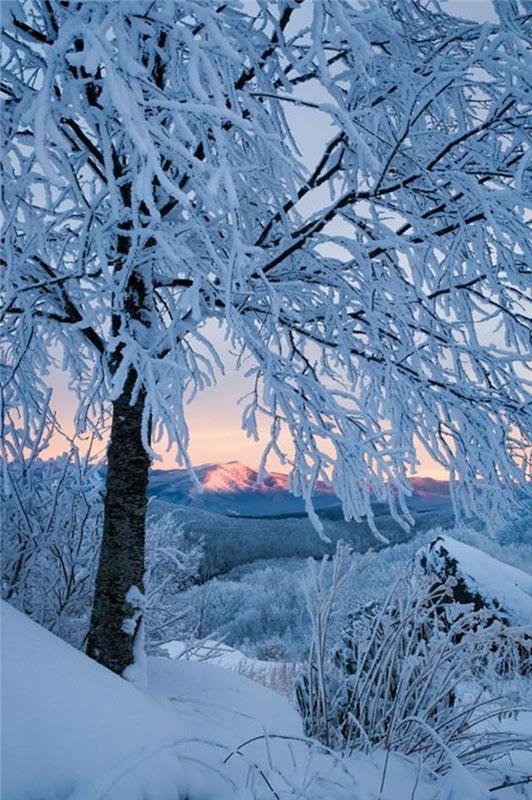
[2,0,530,675]
[1,417,104,648]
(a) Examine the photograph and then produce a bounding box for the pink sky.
[43,0,496,479]
[44,337,448,478]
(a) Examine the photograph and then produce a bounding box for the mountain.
[409,476,451,500]
[149,461,450,518]
[149,461,337,517]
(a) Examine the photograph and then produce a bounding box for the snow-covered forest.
[1,0,531,798]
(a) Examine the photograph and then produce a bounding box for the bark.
[86,368,150,675]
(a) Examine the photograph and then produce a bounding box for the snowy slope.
[1,602,301,800]
[1,602,184,800]
[162,638,280,673]
[3,601,530,800]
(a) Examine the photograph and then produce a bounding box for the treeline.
[149,500,455,581]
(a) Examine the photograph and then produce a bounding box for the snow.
[149,656,301,746]
[162,638,280,673]
[3,600,531,800]
[1,601,301,800]
[428,535,532,625]
[1,602,183,800]
[160,639,298,695]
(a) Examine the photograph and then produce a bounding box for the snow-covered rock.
[416,535,532,675]
[417,535,532,626]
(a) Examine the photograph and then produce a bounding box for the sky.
[46,325,451,477]
[43,0,495,478]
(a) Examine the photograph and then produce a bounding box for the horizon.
[43,320,450,479]
[36,445,450,482]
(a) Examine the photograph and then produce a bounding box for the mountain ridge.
[149,461,449,517]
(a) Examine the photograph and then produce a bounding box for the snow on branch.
[1,0,530,533]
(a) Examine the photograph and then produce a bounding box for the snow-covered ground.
[3,601,531,800]
[161,637,280,671]
[160,638,299,696]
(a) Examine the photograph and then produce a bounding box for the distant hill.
[409,476,452,500]
[148,497,457,580]
[149,461,450,518]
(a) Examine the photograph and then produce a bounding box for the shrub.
[296,559,532,771]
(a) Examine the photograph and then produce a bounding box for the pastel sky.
[46,324,450,477]
[44,0,494,478]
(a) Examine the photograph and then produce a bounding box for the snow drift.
[2,599,531,799]
[1,601,299,800]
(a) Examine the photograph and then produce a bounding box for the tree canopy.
[2,0,531,537]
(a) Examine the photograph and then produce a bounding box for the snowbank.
[3,601,530,799]
[162,637,276,671]
[1,602,184,800]
[160,638,298,692]
[1,602,301,800]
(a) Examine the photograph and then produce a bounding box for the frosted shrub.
[145,514,204,644]
[297,566,531,770]
[171,561,310,660]
[2,460,204,650]
[254,635,290,661]
[2,450,103,649]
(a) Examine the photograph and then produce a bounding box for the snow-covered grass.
[3,600,531,800]
[297,558,532,763]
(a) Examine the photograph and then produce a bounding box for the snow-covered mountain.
[409,476,451,499]
[149,461,449,517]
[149,461,337,516]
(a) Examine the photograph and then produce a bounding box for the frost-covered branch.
[2,0,530,536]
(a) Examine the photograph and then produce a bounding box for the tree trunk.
[86,369,150,676]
